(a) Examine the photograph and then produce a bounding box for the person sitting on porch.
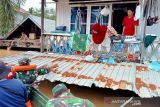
[17,32,30,47]
[19,32,29,41]
[18,32,29,44]
[0,61,28,107]
[7,32,29,50]
[45,83,95,107]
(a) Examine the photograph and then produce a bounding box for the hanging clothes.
[143,0,159,26]
[72,33,88,53]
[75,9,82,34]
[134,5,141,21]
[144,35,157,48]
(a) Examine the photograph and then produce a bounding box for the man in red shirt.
[122,9,138,37]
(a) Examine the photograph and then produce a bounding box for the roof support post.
[41,0,45,52]
[139,0,147,63]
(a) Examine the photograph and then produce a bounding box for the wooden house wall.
[56,0,160,36]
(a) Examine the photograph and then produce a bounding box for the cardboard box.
[29,33,36,40]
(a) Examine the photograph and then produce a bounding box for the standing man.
[122,8,139,37]
[0,61,28,107]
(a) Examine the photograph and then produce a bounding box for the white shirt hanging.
[134,5,141,21]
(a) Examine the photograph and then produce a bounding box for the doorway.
[112,3,137,34]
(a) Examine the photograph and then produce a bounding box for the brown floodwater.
[0,49,22,57]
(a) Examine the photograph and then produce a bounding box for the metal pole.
[140,0,147,63]
[41,0,45,52]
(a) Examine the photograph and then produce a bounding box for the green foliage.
[29,8,56,20]
[0,0,15,36]
[0,0,26,36]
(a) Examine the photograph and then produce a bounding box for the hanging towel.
[72,33,88,52]
[144,35,157,48]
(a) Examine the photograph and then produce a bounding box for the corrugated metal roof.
[0,36,5,40]
[0,51,160,98]
[28,15,55,33]
[6,15,55,39]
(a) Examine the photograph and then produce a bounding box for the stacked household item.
[51,26,74,55]
[110,35,124,53]
[29,33,37,40]
[52,39,74,55]
[109,32,141,63]
[54,26,67,33]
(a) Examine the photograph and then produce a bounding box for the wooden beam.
[69,0,137,3]
[139,0,147,63]
[52,0,58,2]
[41,0,45,52]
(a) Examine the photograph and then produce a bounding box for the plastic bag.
[101,6,110,16]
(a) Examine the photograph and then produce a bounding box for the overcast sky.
[22,0,56,11]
